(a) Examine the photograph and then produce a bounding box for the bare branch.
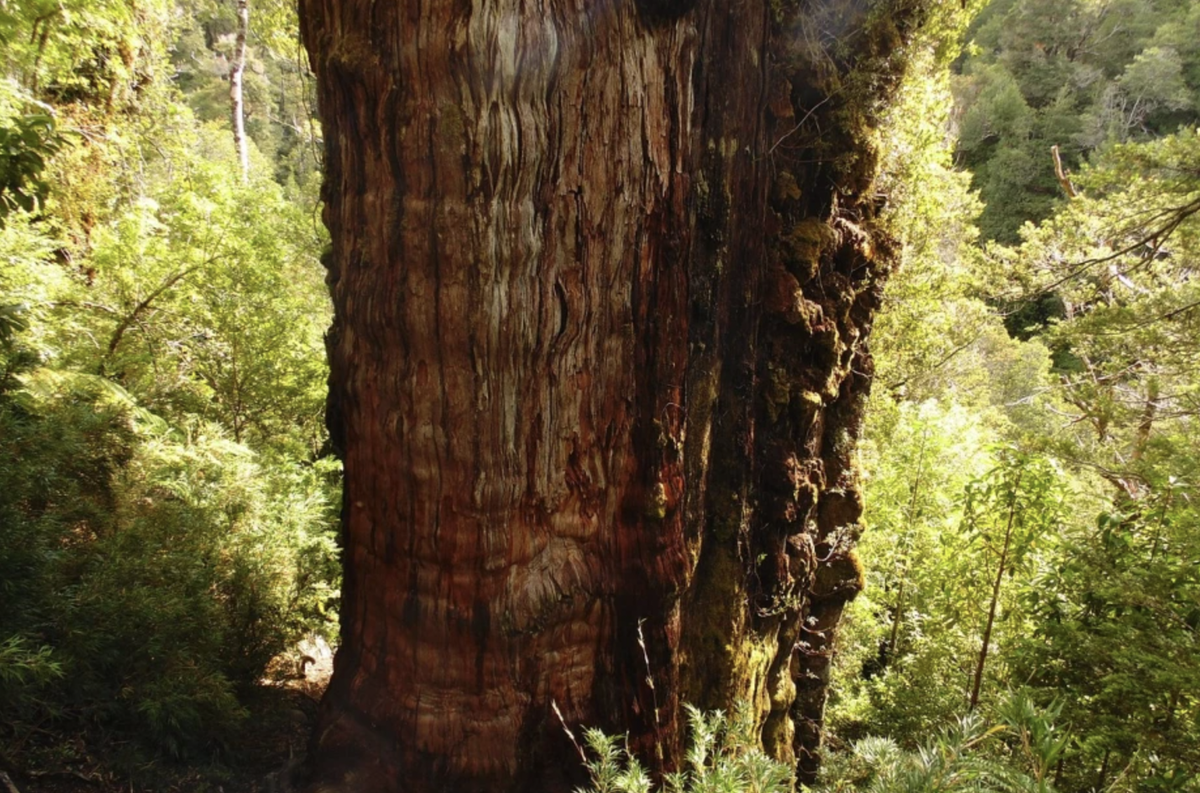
[1051,145,1078,199]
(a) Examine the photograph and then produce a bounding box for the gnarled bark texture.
[299,1,931,790]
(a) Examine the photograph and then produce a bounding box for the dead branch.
[1052,145,1078,199]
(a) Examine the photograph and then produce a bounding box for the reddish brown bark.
[299,1,930,791]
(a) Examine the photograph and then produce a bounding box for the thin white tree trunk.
[229,0,249,182]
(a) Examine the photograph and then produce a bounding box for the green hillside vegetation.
[954,0,1200,243]
[824,1,1200,789]
[0,0,336,784]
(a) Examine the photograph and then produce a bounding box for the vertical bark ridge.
[300,0,932,790]
[303,1,701,789]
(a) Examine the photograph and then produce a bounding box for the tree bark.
[299,1,933,790]
[230,0,250,182]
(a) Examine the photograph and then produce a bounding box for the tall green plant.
[962,451,1064,710]
[1014,482,1200,791]
[0,0,337,773]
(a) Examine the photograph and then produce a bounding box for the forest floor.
[1,640,333,793]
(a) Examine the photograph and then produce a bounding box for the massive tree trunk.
[299,1,932,790]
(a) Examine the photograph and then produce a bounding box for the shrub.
[0,376,339,760]
[572,704,794,793]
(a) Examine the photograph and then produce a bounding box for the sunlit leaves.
[954,0,1200,241]
[0,111,64,222]
[0,0,337,767]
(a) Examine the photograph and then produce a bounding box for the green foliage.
[170,0,321,188]
[1013,484,1200,791]
[827,692,1068,793]
[0,109,64,221]
[835,399,994,719]
[838,0,1200,784]
[831,15,1071,737]
[831,439,1068,745]
[76,124,329,454]
[961,451,1064,576]
[953,0,1200,241]
[573,705,793,793]
[0,373,339,760]
[0,0,174,113]
[991,129,1200,491]
[0,0,337,775]
[0,637,64,716]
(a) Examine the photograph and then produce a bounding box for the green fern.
[573,704,794,793]
[845,693,1068,793]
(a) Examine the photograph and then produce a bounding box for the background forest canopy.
[0,0,1196,791]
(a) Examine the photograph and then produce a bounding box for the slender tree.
[229,0,250,182]
[299,1,963,791]
[968,468,1019,711]
[886,426,928,661]
[962,452,1061,711]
